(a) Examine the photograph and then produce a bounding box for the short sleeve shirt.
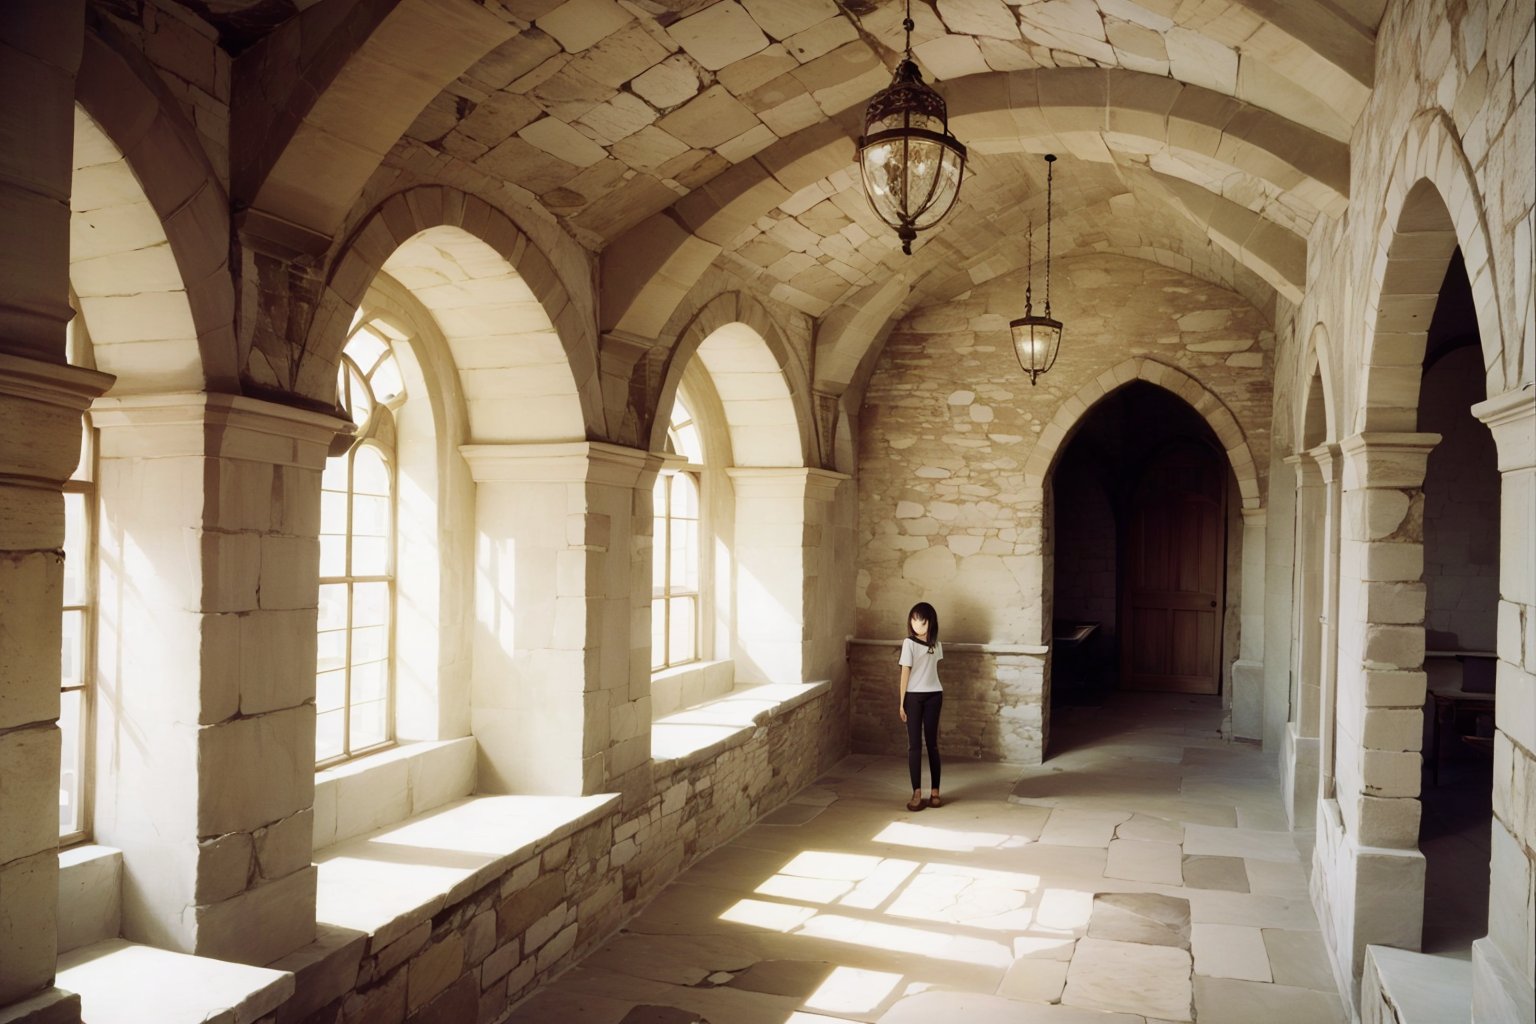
[899,637,943,692]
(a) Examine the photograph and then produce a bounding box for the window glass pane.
[668,595,696,665]
[320,489,348,533]
[60,609,85,689]
[671,473,698,519]
[316,710,344,762]
[59,689,84,836]
[351,658,388,705]
[350,625,388,667]
[316,629,347,675]
[651,598,666,670]
[370,353,404,404]
[353,447,389,496]
[352,494,390,537]
[670,519,698,592]
[346,327,388,377]
[347,368,373,427]
[318,584,348,632]
[63,493,88,605]
[316,669,346,714]
[322,455,350,492]
[351,536,389,576]
[319,534,347,578]
[353,582,389,629]
[350,701,388,750]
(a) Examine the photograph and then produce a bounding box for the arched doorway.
[1415,249,1498,957]
[1050,382,1237,723]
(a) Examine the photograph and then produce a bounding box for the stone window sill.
[58,844,122,956]
[313,792,617,952]
[650,658,734,719]
[57,938,292,1024]
[313,736,476,851]
[652,680,832,765]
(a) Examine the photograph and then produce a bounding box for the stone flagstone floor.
[504,694,1349,1023]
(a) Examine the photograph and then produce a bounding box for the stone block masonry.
[287,680,846,1024]
[850,642,1049,764]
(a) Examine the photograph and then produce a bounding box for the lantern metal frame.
[855,0,967,255]
[1011,154,1064,385]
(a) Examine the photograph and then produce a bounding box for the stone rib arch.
[1357,110,1508,433]
[1299,323,1339,451]
[651,292,809,469]
[601,67,1347,342]
[1023,358,1260,510]
[75,20,237,390]
[306,187,602,442]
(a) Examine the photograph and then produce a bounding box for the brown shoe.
[906,794,926,811]
[928,793,942,808]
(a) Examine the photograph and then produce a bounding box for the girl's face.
[910,614,929,638]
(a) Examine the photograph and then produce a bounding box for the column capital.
[1338,432,1441,489]
[1472,386,1536,472]
[91,391,349,469]
[460,440,663,487]
[0,352,114,484]
[726,466,850,501]
[1241,507,1267,527]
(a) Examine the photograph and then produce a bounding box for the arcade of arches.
[0,1,1531,1022]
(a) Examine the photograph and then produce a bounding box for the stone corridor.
[506,695,1344,1024]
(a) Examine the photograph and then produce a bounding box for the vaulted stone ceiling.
[179,0,1388,363]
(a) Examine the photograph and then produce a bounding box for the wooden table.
[1424,650,1497,786]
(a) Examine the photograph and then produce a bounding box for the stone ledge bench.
[55,940,293,1024]
[651,680,833,765]
[1362,944,1471,1024]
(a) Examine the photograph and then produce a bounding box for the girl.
[897,601,944,811]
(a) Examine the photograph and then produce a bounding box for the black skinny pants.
[903,690,943,791]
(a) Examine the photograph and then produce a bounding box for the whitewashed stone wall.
[853,252,1273,763]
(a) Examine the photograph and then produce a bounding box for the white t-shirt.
[899,637,943,692]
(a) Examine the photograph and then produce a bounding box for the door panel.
[1121,441,1226,693]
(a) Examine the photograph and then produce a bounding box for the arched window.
[317,324,405,765]
[59,413,95,841]
[652,400,703,670]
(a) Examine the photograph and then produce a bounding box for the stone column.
[727,468,849,686]
[462,442,660,798]
[1469,388,1536,1024]
[89,393,342,967]
[1282,452,1325,828]
[1312,443,1344,802]
[1231,508,1267,740]
[0,356,110,1012]
[1315,432,1437,995]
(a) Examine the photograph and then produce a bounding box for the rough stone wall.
[291,686,845,1024]
[850,644,1047,764]
[1273,0,1533,1008]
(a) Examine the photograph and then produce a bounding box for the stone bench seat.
[651,681,831,764]
[56,939,293,1024]
[1362,945,1471,1024]
[313,792,617,950]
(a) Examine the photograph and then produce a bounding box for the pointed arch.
[1023,357,1260,509]
[1299,323,1338,451]
[1357,110,1507,432]
[306,187,602,442]
[651,291,810,468]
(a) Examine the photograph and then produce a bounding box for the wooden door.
[1120,441,1226,693]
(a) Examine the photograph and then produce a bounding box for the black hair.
[906,602,939,650]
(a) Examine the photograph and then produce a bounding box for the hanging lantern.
[1011,154,1063,384]
[856,0,966,255]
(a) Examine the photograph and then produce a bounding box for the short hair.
[906,601,939,649]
